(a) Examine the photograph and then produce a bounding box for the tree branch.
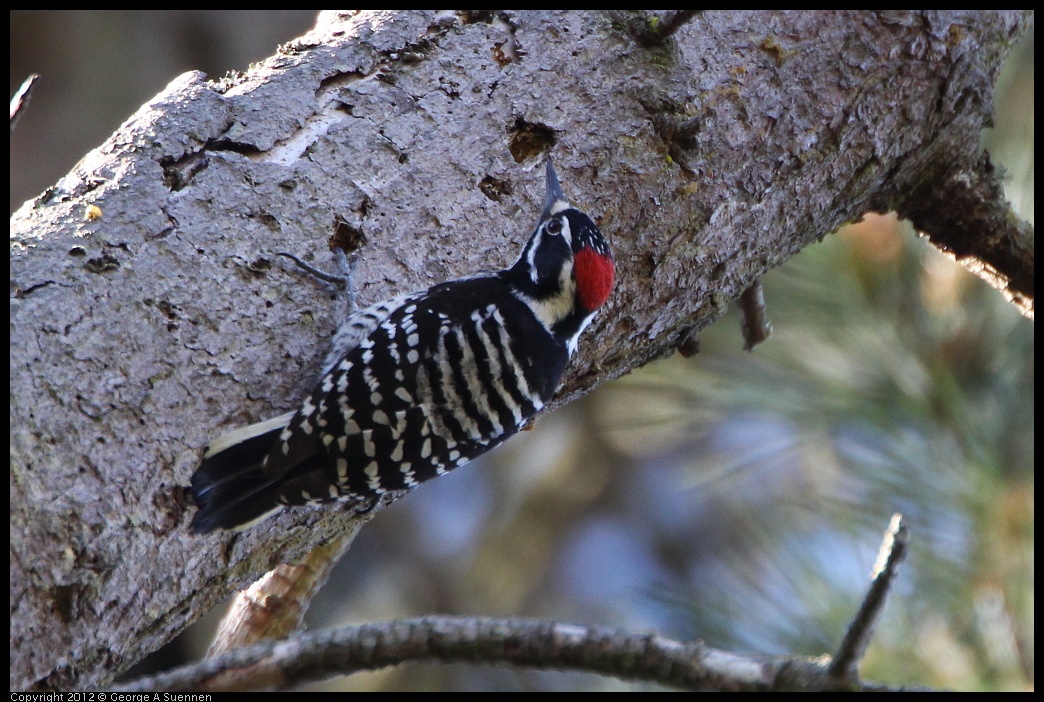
[10,10,1031,689]
[829,514,910,681]
[625,10,704,45]
[114,614,931,692]
[738,279,772,351]
[206,531,358,657]
[10,73,39,130]
[898,151,1034,318]
[113,516,919,692]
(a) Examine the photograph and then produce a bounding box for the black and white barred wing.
[263,280,550,502]
[191,277,565,533]
[189,290,425,531]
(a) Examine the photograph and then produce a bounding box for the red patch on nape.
[573,247,615,311]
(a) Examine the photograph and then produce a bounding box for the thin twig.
[656,10,702,40]
[623,10,704,47]
[10,73,39,131]
[738,279,772,351]
[828,514,910,680]
[276,251,350,287]
[676,327,701,358]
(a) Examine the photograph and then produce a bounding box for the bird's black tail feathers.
[189,412,294,533]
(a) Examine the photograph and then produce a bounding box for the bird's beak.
[542,159,570,219]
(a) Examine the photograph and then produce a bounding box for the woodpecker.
[189,161,615,533]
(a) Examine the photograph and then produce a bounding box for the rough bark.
[9,10,1032,690]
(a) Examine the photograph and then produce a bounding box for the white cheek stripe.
[527,232,543,284]
[558,217,573,246]
[525,217,574,285]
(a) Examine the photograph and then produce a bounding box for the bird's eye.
[545,219,563,236]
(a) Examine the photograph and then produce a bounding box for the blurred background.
[11,11,1033,691]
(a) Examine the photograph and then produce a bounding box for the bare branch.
[829,514,910,680]
[897,152,1034,318]
[10,73,39,130]
[117,515,922,691]
[114,614,933,692]
[207,531,358,658]
[656,11,703,40]
[738,279,772,351]
[620,10,705,46]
